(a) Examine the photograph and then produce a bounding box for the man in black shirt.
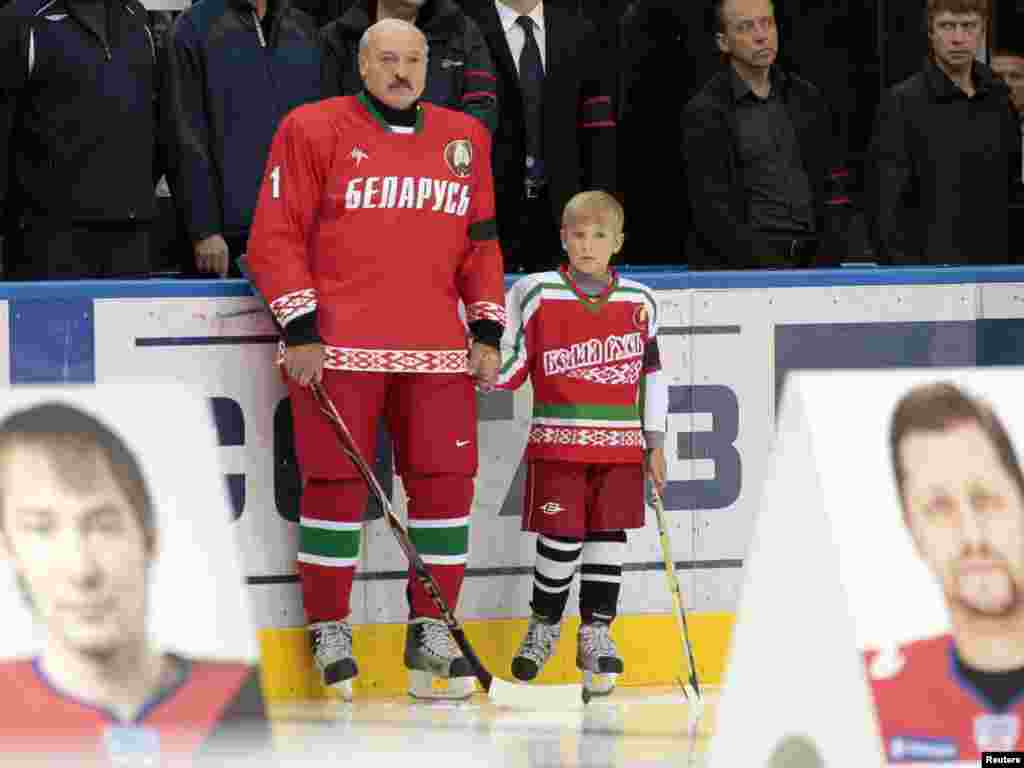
[868,0,1021,265]
[731,67,816,237]
[682,0,850,269]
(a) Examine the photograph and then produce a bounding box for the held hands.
[646,445,667,499]
[194,234,230,278]
[468,341,500,393]
[283,343,326,387]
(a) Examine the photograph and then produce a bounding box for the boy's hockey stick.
[650,487,705,726]
[309,381,584,710]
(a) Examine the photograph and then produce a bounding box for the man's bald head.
[359,18,428,56]
[358,19,429,110]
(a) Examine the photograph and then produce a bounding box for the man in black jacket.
[462,0,616,274]
[0,0,163,279]
[320,0,498,134]
[682,0,851,270]
[164,0,321,278]
[868,0,1021,265]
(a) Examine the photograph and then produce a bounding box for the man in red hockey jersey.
[0,402,265,765]
[246,18,505,700]
[865,382,1024,762]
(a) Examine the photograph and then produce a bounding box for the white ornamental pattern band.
[270,288,317,327]
[275,344,469,373]
[467,301,507,328]
[565,360,643,386]
[528,425,644,449]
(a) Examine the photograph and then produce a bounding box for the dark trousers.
[687,231,823,270]
[7,222,152,280]
[500,188,561,274]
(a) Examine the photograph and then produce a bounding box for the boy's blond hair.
[561,190,625,233]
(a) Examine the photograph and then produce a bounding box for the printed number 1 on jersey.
[270,166,281,199]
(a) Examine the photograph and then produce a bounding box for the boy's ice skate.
[511,613,562,681]
[404,617,476,700]
[577,621,623,700]
[310,619,357,701]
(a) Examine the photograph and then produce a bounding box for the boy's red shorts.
[523,460,645,538]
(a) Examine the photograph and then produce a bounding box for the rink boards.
[6,266,1024,698]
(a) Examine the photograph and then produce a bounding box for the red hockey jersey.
[865,634,1024,762]
[0,656,263,766]
[497,266,664,464]
[247,93,505,373]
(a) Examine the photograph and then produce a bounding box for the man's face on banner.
[900,421,1024,618]
[0,443,151,659]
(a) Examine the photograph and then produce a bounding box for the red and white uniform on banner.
[0,657,263,766]
[865,634,1024,762]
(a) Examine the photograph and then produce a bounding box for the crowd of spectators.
[0,0,1021,279]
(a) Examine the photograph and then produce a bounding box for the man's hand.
[194,234,230,278]
[646,445,667,498]
[283,343,326,387]
[468,341,500,392]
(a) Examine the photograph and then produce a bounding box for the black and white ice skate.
[577,621,624,700]
[511,613,562,681]
[404,617,475,700]
[310,620,357,700]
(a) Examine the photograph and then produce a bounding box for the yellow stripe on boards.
[256,612,734,701]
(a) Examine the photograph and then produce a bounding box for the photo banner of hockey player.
[707,368,1024,767]
[0,380,266,755]
[4,269,1024,687]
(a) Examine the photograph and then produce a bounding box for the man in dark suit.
[462,0,616,274]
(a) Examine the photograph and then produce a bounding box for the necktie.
[515,15,545,184]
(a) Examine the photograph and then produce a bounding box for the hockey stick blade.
[309,383,584,710]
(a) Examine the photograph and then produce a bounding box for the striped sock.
[296,479,364,623]
[407,514,470,618]
[580,530,627,624]
[530,535,583,622]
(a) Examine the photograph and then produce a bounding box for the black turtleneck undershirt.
[364,89,419,128]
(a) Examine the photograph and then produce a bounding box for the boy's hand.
[646,445,667,498]
[468,341,500,392]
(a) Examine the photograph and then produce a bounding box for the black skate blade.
[511,657,540,682]
[597,658,624,675]
[324,658,358,686]
[449,656,474,678]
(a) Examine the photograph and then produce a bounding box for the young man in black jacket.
[869,0,1021,265]
[682,0,851,270]
[320,0,498,134]
[0,0,163,279]
[163,0,321,278]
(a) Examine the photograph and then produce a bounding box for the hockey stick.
[308,381,584,710]
[650,487,705,727]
